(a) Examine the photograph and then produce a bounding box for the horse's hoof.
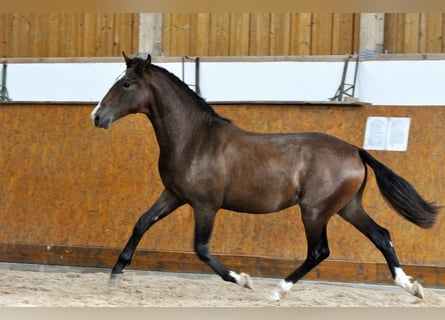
[239,272,253,289]
[109,272,124,283]
[412,281,424,299]
[270,289,283,301]
[270,280,293,301]
[229,271,253,289]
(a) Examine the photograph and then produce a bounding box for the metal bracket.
[182,56,201,97]
[330,55,359,102]
[1,61,11,101]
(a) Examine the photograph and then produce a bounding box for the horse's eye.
[123,81,131,88]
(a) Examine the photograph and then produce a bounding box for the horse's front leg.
[110,189,184,283]
[193,205,253,289]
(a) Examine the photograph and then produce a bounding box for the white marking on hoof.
[394,267,424,299]
[229,271,253,289]
[270,280,293,301]
[109,272,124,284]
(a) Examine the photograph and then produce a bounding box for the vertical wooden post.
[359,13,385,59]
[139,13,163,56]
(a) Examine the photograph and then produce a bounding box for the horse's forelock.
[126,57,147,75]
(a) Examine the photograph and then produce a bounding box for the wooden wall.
[3,13,445,58]
[0,13,139,57]
[384,13,445,53]
[161,13,360,56]
[1,103,444,287]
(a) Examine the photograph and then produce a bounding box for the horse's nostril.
[93,114,100,127]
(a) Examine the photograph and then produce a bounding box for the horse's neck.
[148,80,211,157]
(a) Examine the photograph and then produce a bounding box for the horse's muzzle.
[91,104,112,129]
[92,114,112,129]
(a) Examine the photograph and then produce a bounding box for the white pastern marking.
[394,267,412,289]
[394,267,424,298]
[229,271,241,283]
[270,280,293,301]
[279,279,293,292]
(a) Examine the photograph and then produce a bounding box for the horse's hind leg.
[193,205,253,289]
[109,189,183,283]
[338,195,424,298]
[272,210,331,301]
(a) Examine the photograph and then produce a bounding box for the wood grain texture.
[161,13,360,56]
[385,13,445,54]
[3,13,445,58]
[0,13,138,58]
[0,103,443,282]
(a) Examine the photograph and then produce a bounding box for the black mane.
[145,62,231,123]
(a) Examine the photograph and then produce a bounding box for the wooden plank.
[332,13,354,55]
[130,13,140,55]
[0,14,12,57]
[359,13,385,56]
[138,13,163,56]
[311,13,333,55]
[289,13,312,55]
[161,13,172,56]
[425,13,443,53]
[4,53,445,65]
[189,13,210,56]
[384,13,406,54]
[1,243,444,288]
[383,13,397,53]
[395,13,406,53]
[352,13,361,54]
[249,13,271,55]
[47,14,62,56]
[169,13,191,56]
[418,13,428,53]
[83,13,97,57]
[269,13,291,56]
[11,14,29,57]
[98,14,115,56]
[404,13,420,53]
[113,13,124,56]
[441,13,445,52]
[65,13,81,57]
[209,13,230,56]
[228,13,250,56]
[27,14,43,57]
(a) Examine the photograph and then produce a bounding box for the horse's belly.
[222,176,299,213]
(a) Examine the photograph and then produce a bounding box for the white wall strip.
[4,59,445,105]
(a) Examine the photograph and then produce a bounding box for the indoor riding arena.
[1,13,445,307]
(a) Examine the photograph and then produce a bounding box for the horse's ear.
[122,51,131,67]
[143,54,152,70]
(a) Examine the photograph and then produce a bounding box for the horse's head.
[91,52,152,129]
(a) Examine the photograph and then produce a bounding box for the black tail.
[359,149,440,229]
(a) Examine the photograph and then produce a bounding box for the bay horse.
[91,53,439,301]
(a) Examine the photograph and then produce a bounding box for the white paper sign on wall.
[363,116,411,151]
